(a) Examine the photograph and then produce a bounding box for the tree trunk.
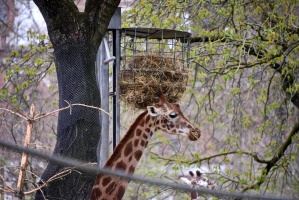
[32,0,120,199]
[35,41,101,200]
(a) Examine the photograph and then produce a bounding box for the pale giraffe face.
[179,170,216,190]
[147,94,201,141]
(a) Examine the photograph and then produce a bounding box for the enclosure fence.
[0,104,294,200]
[0,140,294,200]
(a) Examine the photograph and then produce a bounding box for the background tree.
[0,1,57,199]
[121,0,299,199]
[0,0,17,48]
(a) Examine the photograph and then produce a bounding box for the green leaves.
[121,0,299,197]
[1,32,56,109]
[229,87,241,96]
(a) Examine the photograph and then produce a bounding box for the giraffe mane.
[104,110,148,168]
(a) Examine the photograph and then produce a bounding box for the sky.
[10,1,47,46]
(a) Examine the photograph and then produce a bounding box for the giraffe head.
[179,170,216,190]
[147,93,201,141]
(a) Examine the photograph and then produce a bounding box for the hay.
[120,53,188,109]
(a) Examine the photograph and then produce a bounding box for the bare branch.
[34,102,109,121]
[0,108,27,120]
[150,150,269,165]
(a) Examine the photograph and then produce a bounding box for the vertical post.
[97,7,121,163]
[108,7,121,149]
[112,29,120,149]
[97,36,109,167]
[186,36,191,71]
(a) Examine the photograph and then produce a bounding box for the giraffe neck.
[90,111,155,200]
[191,190,198,200]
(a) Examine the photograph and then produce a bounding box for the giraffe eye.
[169,112,178,118]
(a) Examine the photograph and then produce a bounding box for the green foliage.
[122,0,299,198]
[1,33,55,108]
[0,31,58,198]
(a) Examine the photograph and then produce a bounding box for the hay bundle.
[120,53,188,109]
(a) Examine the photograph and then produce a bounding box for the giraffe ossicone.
[90,93,201,200]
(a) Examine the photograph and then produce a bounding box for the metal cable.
[0,140,294,200]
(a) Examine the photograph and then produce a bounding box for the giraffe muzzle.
[188,129,201,141]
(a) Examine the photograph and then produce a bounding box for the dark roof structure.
[122,28,191,41]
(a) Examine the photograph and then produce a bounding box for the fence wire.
[0,140,294,200]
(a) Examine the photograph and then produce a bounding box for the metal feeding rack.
[120,28,191,109]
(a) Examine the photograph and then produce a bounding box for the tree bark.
[32,0,120,199]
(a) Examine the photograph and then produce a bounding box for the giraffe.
[179,170,215,200]
[90,93,201,200]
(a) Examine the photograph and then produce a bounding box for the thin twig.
[34,102,109,121]
[0,108,27,120]
[1,102,109,121]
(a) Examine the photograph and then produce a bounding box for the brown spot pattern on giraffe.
[115,160,126,170]
[145,115,150,124]
[142,134,148,140]
[134,150,142,161]
[102,177,112,187]
[134,139,139,147]
[139,119,145,126]
[128,165,135,173]
[128,156,132,162]
[117,185,126,200]
[140,140,145,147]
[105,181,116,194]
[124,141,132,157]
[92,188,102,198]
[136,128,142,136]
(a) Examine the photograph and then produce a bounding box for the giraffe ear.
[147,106,159,116]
